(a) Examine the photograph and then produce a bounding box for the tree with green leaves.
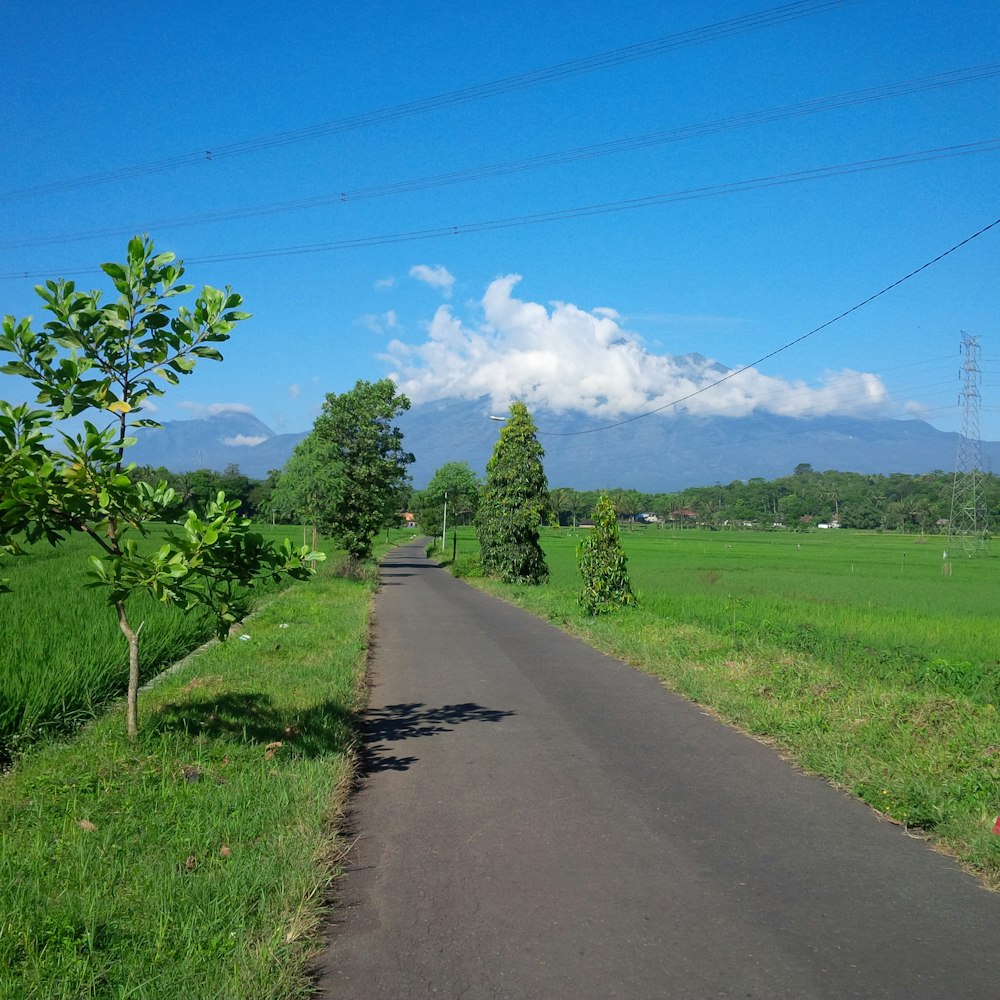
[475,401,550,584]
[271,432,341,549]
[548,486,577,527]
[0,236,321,739]
[577,494,637,615]
[280,378,413,563]
[414,460,481,538]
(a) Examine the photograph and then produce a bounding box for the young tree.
[281,378,413,563]
[475,401,550,584]
[271,433,341,549]
[414,460,481,537]
[577,494,637,615]
[0,236,321,739]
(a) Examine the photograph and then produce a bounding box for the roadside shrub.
[577,495,637,615]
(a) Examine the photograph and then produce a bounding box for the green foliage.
[577,495,637,615]
[413,460,480,533]
[528,467,1000,534]
[277,379,413,561]
[475,401,550,584]
[0,237,322,739]
[271,434,341,534]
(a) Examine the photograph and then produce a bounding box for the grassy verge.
[0,531,407,999]
[0,525,327,762]
[451,527,1000,887]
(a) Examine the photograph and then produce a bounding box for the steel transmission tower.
[949,332,987,556]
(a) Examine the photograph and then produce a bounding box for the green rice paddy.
[0,526,317,762]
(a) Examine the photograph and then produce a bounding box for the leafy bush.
[475,402,550,584]
[577,495,637,615]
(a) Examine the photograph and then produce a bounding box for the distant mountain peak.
[125,396,988,492]
[129,412,303,478]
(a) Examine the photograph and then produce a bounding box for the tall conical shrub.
[577,494,637,615]
[475,401,550,584]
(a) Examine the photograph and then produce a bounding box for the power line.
[537,217,1000,436]
[3,139,995,280]
[5,61,997,252]
[0,0,859,203]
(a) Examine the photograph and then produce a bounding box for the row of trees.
[130,463,276,520]
[548,465,994,533]
[145,461,984,539]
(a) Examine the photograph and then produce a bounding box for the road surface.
[315,539,999,999]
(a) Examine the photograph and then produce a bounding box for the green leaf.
[101,262,127,283]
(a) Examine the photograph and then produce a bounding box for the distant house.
[635,512,661,524]
[668,508,698,526]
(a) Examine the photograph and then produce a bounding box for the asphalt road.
[315,539,999,999]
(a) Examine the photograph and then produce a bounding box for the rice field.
[537,526,1000,703]
[0,526,320,762]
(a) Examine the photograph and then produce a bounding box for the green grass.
[0,530,413,1000]
[0,525,320,762]
[452,526,1000,885]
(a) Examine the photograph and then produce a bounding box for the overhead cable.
[2,139,994,280]
[537,217,1000,436]
[0,0,858,203]
[5,61,997,252]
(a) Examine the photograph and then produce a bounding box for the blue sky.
[2,0,998,444]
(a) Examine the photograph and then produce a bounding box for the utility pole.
[949,332,987,557]
[441,491,448,551]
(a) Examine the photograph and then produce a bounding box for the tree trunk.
[117,600,141,740]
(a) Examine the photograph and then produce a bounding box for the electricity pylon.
[949,332,987,557]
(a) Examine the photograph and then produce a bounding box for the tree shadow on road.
[362,702,515,772]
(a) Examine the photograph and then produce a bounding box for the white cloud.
[409,264,455,297]
[179,401,255,418]
[359,310,400,335]
[374,276,396,290]
[288,383,300,399]
[384,274,894,420]
[223,434,267,447]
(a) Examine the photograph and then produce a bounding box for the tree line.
[546,464,996,533]
[160,457,991,539]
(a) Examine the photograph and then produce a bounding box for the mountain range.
[127,398,996,491]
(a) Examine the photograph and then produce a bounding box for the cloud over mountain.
[179,401,256,418]
[385,275,892,420]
